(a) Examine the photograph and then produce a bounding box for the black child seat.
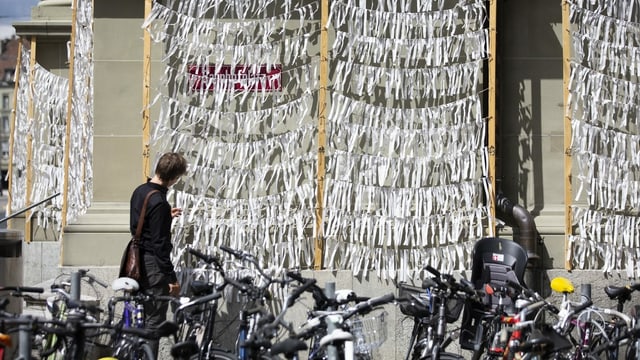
[459,237,528,351]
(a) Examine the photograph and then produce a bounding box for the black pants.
[141,253,171,357]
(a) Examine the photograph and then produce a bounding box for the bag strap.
[134,189,160,241]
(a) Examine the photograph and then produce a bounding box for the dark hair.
[155,152,187,182]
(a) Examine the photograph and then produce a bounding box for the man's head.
[155,152,188,184]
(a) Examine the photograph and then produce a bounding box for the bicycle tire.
[206,349,236,360]
[136,342,156,360]
[627,305,640,360]
[41,333,66,360]
[418,352,466,360]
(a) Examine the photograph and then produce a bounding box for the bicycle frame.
[110,278,145,329]
[570,307,632,360]
[313,312,355,360]
[173,291,224,360]
[498,300,548,360]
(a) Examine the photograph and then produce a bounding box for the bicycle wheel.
[206,349,236,360]
[40,333,66,360]
[628,305,640,360]
[418,352,466,360]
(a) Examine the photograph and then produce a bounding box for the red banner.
[188,64,282,92]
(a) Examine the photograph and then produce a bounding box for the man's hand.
[171,208,183,218]
[168,282,181,297]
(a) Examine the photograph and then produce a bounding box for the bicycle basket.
[398,283,431,317]
[348,310,388,354]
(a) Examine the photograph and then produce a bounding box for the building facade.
[10,1,638,358]
[0,37,18,188]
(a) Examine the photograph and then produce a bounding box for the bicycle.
[41,269,109,359]
[215,245,297,360]
[284,271,392,360]
[492,280,572,360]
[297,293,395,360]
[548,277,627,360]
[175,245,288,360]
[592,312,640,360]
[0,290,108,360]
[459,237,529,360]
[239,276,319,360]
[175,247,233,360]
[106,277,178,360]
[171,291,233,360]
[602,281,640,358]
[397,265,479,360]
[0,286,45,360]
[97,319,180,360]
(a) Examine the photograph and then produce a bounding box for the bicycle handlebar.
[175,292,222,314]
[287,278,316,307]
[0,286,45,294]
[224,276,250,293]
[67,299,104,315]
[219,245,244,259]
[345,293,395,320]
[506,279,560,314]
[423,266,479,301]
[219,246,282,286]
[286,271,372,309]
[187,247,222,269]
[77,269,109,288]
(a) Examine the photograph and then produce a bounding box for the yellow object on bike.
[97,357,118,360]
[550,277,574,294]
[0,333,11,347]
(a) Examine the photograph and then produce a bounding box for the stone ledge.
[64,202,129,233]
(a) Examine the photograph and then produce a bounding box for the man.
[129,152,187,356]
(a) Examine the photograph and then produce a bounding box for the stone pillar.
[62,0,147,266]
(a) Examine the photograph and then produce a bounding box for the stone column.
[61,0,147,267]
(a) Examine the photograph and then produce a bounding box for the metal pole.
[580,283,591,303]
[17,318,32,360]
[0,192,61,224]
[71,271,81,301]
[324,282,337,360]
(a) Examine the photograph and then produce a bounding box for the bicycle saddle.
[550,277,574,294]
[604,283,640,301]
[111,277,139,292]
[189,280,213,296]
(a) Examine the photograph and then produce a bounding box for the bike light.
[485,283,494,296]
[0,333,11,347]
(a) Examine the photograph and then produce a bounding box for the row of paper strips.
[569,0,640,276]
[146,0,491,278]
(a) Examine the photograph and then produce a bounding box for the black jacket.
[130,180,177,284]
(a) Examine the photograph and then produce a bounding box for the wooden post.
[6,40,27,228]
[7,41,23,222]
[24,37,37,243]
[487,0,498,233]
[62,0,79,235]
[562,0,573,270]
[142,0,152,179]
[314,0,329,270]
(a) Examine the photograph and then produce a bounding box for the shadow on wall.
[498,0,563,216]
